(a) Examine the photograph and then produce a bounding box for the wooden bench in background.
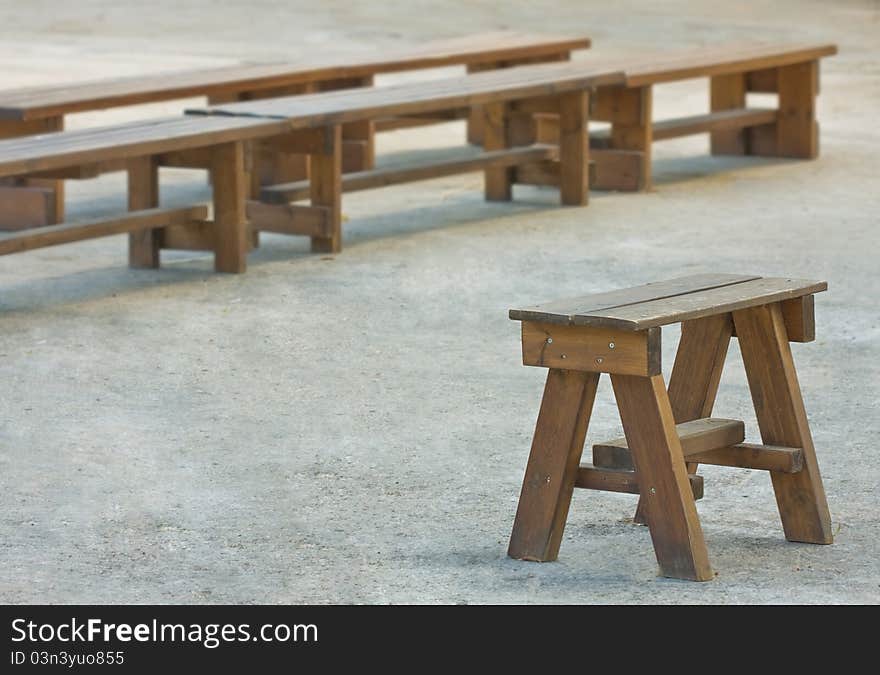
[508,43,837,191]
[0,61,624,279]
[190,61,625,254]
[0,32,589,229]
[507,273,833,581]
[0,115,293,273]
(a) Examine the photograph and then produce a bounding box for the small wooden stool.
[507,274,833,581]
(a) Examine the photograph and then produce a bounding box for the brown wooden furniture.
[0,115,294,272]
[507,274,833,581]
[191,61,625,253]
[0,62,624,275]
[0,32,589,229]
[510,43,837,191]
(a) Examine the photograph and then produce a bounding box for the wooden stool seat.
[507,273,832,581]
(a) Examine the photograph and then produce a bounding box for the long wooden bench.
[0,62,624,278]
[0,31,590,228]
[189,60,624,253]
[0,115,294,272]
[511,43,837,191]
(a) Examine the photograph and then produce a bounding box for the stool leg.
[508,369,599,562]
[611,373,713,581]
[733,303,833,544]
[632,314,733,524]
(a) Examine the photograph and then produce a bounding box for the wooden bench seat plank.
[187,61,625,127]
[0,115,289,179]
[584,43,837,88]
[513,276,826,331]
[510,273,759,325]
[0,32,590,121]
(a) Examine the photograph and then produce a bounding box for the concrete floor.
[0,1,878,604]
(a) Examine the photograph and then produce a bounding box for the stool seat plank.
[512,275,826,330]
[510,273,758,325]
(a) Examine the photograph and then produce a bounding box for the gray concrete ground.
[0,1,878,604]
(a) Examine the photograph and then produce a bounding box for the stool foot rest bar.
[506,273,833,581]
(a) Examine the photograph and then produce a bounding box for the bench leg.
[342,76,376,173]
[632,314,733,524]
[127,156,161,269]
[608,86,653,191]
[467,53,570,145]
[466,62,495,145]
[483,101,512,201]
[342,118,376,173]
[508,369,599,562]
[0,116,64,229]
[733,303,833,544]
[309,75,376,174]
[559,90,589,206]
[747,60,820,159]
[243,84,317,185]
[309,125,343,254]
[776,60,819,159]
[611,373,714,581]
[211,141,248,273]
[710,73,747,155]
